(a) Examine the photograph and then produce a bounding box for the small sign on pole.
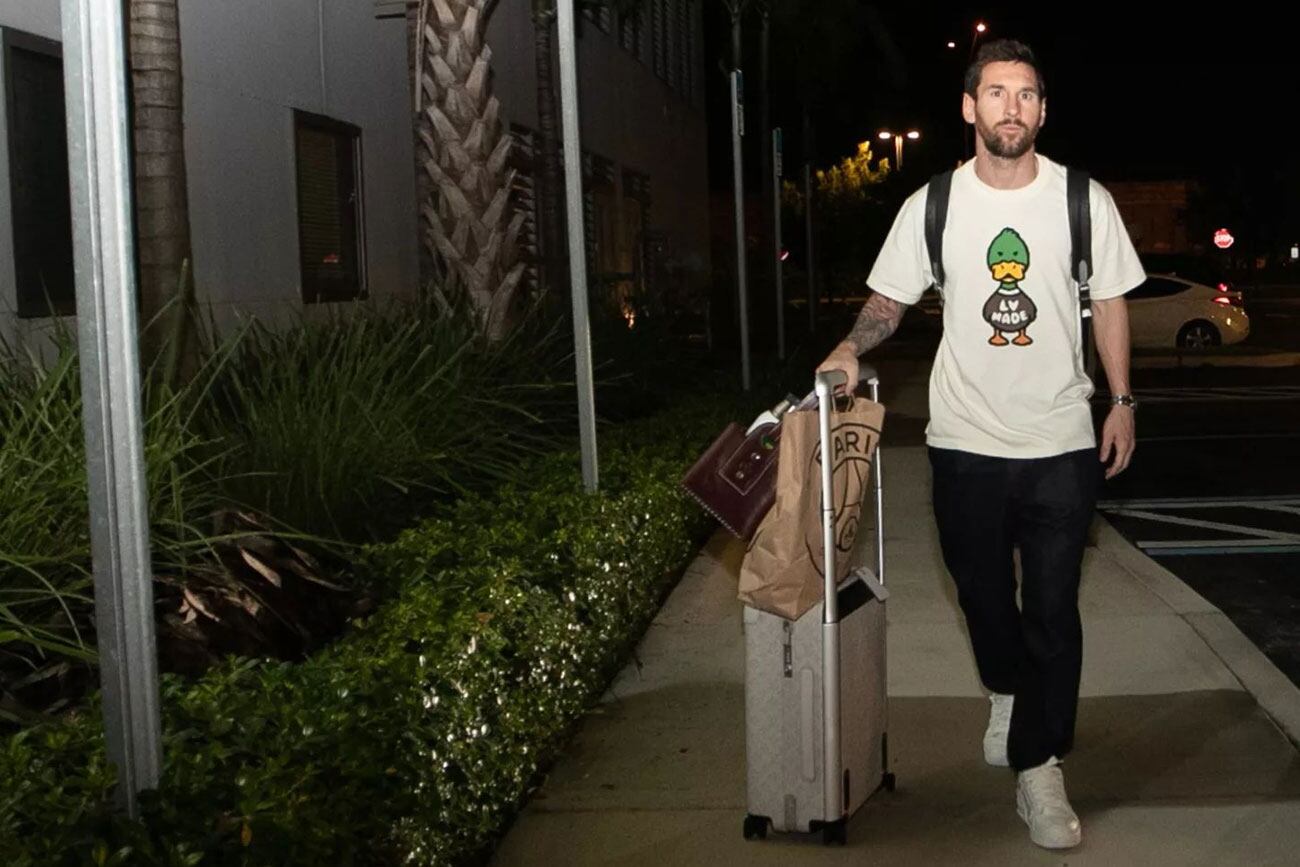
[735,70,745,137]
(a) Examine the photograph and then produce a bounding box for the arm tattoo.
[844,291,906,355]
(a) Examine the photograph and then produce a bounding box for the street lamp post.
[964,22,988,159]
[724,0,753,391]
[947,22,987,60]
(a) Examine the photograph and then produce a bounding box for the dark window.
[294,110,364,303]
[581,152,616,274]
[1129,277,1190,300]
[4,29,75,318]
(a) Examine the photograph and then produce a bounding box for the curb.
[1094,517,1300,750]
[1131,351,1300,369]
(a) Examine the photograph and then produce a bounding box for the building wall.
[1107,180,1192,254]
[0,0,418,341]
[0,0,711,344]
[483,2,711,309]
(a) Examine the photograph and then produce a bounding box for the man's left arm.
[1091,297,1134,479]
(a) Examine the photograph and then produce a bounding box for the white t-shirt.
[867,154,1145,459]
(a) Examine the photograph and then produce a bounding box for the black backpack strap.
[1067,167,1094,368]
[925,170,954,294]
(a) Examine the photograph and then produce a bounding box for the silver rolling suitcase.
[742,366,894,846]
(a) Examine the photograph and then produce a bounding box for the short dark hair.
[964,39,1046,98]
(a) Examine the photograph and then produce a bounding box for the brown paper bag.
[737,396,885,620]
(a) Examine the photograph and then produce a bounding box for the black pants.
[929,446,1100,771]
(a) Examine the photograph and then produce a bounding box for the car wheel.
[1177,321,1220,350]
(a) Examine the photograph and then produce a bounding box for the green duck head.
[987,228,1030,284]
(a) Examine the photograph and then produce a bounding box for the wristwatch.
[1110,394,1138,409]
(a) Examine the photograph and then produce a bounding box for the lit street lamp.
[949,21,988,61]
[878,129,921,171]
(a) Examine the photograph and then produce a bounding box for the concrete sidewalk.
[493,408,1300,866]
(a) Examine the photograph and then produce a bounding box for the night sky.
[706,3,1300,206]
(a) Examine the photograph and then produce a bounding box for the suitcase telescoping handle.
[814,364,883,825]
[817,364,879,397]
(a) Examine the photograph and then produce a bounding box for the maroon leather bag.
[680,418,782,541]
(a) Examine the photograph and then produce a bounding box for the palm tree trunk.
[128,0,196,373]
[413,0,525,341]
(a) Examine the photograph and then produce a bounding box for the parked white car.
[1126,274,1249,349]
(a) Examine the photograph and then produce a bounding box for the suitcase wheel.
[821,818,847,846]
[742,814,768,840]
[883,772,897,792]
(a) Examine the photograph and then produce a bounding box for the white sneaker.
[983,693,1013,767]
[1016,757,1082,849]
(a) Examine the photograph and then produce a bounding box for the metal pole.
[731,69,751,392]
[814,369,843,819]
[759,10,771,207]
[805,161,816,334]
[61,0,161,817]
[759,7,773,355]
[869,376,885,584]
[557,0,598,492]
[773,128,784,360]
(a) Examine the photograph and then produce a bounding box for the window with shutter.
[619,7,640,55]
[508,124,541,299]
[294,111,365,303]
[679,0,694,102]
[666,0,681,92]
[652,0,666,79]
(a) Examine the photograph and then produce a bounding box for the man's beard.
[979,119,1038,159]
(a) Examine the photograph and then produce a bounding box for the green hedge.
[0,393,758,866]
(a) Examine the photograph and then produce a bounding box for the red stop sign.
[1214,228,1235,249]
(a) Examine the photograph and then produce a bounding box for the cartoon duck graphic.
[983,228,1037,346]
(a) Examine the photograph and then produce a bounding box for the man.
[816,39,1143,849]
